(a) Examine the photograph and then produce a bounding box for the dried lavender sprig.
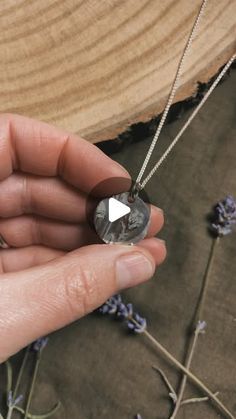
[169,321,207,419]
[98,296,235,419]
[6,391,23,419]
[147,328,235,419]
[181,391,219,406]
[98,295,122,314]
[211,196,236,236]
[7,391,23,408]
[13,347,30,399]
[32,337,49,353]
[5,346,30,419]
[23,338,48,419]
[127,313,147,334]
[98,295,147,334]
[6,339,48,418]
[152,366,177,403]
[169,196,236,419]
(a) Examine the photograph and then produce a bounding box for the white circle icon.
[108,197,131,222]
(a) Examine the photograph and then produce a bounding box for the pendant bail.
[128,181,142,202]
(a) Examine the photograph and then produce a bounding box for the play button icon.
[108,197,130,222]
[91,177,151,244]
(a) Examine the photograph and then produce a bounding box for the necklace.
[94,0,235,245]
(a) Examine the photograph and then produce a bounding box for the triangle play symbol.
[108,197,131,222]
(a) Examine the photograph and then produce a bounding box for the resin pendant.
[94,191,150,244]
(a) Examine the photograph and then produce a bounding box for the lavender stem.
[181,391,219,405]
[23,354,41,419]
[169,327,202,419]
[169,237,219,419]
[140,326,235,419]
[6,346,30,419]
[13,346,30,400]
[195,237,219,323]
[6,406,14,419]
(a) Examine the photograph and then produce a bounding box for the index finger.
[0,113,130,195]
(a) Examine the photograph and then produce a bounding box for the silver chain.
[141,53,236,188]
[135,0,208,187]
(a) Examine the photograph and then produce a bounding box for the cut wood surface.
[0,0,235,143]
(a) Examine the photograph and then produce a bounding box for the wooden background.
[0,0,235,142]
[1,66,235,419]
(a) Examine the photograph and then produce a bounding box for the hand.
[0,113,166,362]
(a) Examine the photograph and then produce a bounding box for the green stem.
[6,406,14,419]
[24,354,41,419]
[15,401,61,418]
[5,346,30,419]
[169,237,219,419]
[5,361,13,394]
[13,346,30,399]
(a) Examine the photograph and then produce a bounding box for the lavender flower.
[127,312,147,334]
[116,302,133,319]
[98,295,147,334]
[211,196,236,236]
[7,391,23,408]
[195,320,207,334]
[32,337,49,352]
[98,294,122,314]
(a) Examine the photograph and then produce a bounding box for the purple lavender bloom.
[195,320,207,334]
[211,196,236,236]
[116,302,133,319]
[7,391,23,408]
[32,337,49,352]
[98,295,147,333]
[127,312,147,334]
[98,294,122,314]
[212,223,233,236]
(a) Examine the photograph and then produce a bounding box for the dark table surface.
[1,70,236,419]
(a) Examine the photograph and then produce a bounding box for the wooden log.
[0,0,235,143]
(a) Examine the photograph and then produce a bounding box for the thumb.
[0,241,165,360]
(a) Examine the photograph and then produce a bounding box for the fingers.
[0,240,165,274]
[0,216,98,250]
[0,113,130,194]
[0,175,164,228]
[138,238,166,265]
[0,173,93,223]
[0,245,65,273]
[0,240,166,360]
[0,204,164,250]
[147,206,164,237]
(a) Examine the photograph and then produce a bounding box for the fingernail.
[116,252,155,289]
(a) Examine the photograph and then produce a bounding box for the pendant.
[94,191,150,245]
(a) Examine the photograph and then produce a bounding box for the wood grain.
[0,0,235,143]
